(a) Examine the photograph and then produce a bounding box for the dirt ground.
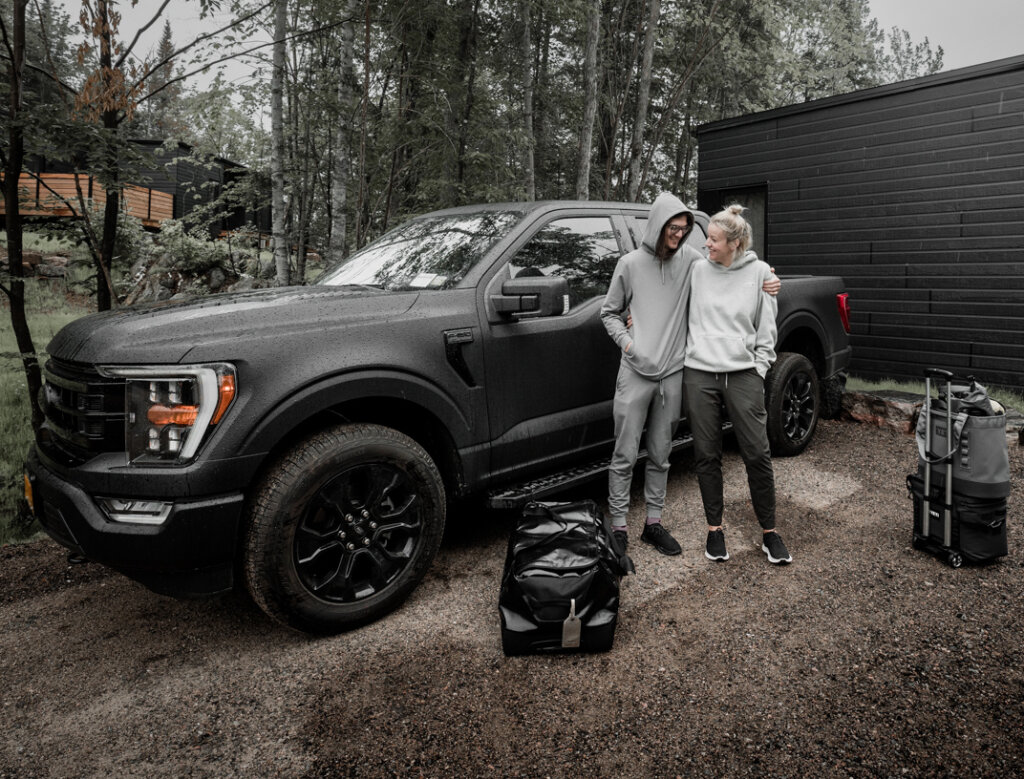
[2,418,1023,779]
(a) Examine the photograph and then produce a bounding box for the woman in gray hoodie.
[684,204,792,565]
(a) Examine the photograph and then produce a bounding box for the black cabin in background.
[129,140,270,238]
[20,140,270,239]
[696,55,1024,394]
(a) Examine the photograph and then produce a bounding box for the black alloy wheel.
[245,423,446,634]
[293,462,423,603]
[766,352,820,456]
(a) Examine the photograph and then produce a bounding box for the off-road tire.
[244,423,445,634]
[766,352,820,456]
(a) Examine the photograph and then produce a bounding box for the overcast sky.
[868,0,1024,72]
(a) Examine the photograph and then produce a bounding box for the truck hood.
[47,286,418,364]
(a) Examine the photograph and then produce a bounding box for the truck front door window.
[510,217,620,307]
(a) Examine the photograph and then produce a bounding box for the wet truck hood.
[47,286,418,365]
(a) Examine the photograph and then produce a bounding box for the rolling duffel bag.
[499,500,633,656]
[908,369,1009,567]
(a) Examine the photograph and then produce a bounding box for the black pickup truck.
[25,201,851,634]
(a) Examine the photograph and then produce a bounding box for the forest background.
[1,0,944,540]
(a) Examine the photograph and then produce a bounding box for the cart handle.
[924,368,954,380]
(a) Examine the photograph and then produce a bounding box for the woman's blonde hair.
[709,204,752,255]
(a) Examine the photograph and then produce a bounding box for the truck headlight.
[98,363,237,464]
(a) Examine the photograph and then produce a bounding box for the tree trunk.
[355,0,371,248]
[575,0,600,200]
[627,0,660,202]
[329,0,358,264]
[519,0,535,201]
[534,10,552,189]
[95,0,119,310]
[454,0,480,202]
[270,0,290,286]
[2,0,43,431]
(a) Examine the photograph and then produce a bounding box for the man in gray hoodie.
[600,192,703,555]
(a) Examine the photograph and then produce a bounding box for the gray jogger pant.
[607,365,683,525]
[683,367,776,530]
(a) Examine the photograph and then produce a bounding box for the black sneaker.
[640,523,681,556]
[762,532,792,564]
[612,529,629,551]
[705,529,729,561]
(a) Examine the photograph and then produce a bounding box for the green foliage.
[149,219,236,276]
[0,279,92,545]
[878,27,944,82]
[7,0,946,290]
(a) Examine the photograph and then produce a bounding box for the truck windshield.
[317,209,523,291]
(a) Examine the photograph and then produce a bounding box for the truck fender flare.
[775,310,827,364]
[238,370,475,457]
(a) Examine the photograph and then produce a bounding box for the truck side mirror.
[491,275,570,319]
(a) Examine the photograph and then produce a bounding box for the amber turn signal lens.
[23,473,34,514]
[146,404,199,427]
[212,373,236,424]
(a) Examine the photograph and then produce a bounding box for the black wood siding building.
[696,55,1024,394]
[23,140,271,237]
[131,140,271,237]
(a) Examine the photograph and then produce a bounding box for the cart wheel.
[911,536,925,550]
[948,553,963,569]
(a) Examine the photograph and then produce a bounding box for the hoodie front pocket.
[701,334,752,367]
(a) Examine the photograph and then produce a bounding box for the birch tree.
[627,0,659,202]
[270,0,289,285]
[574,0,600,200]
[519,0,534,201]
[327,0,357,264]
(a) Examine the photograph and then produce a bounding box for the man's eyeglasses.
[666,223,690,235]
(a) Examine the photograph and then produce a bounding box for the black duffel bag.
[499,500,634,656]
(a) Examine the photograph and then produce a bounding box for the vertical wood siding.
[697,58,1024,393]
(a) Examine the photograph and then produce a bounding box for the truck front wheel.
[766,352,820,457]
[244,423,446,634]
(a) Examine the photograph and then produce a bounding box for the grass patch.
[847,374,1024,412]
[1,278,93,545]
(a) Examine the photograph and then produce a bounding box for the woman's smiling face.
[705,223,738,266]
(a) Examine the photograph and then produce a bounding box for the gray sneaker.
[640,523,682,556]
[762,532,792,564]
[705,529,729,561]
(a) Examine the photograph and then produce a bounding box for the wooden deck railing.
[0,172,174,228]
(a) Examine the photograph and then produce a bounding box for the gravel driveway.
[2,418,1022,778]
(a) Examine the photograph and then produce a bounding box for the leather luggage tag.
[562,598,582,648]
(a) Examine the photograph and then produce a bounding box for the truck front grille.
[39,358,125,465]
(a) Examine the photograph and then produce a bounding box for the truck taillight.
[836,293,851,334]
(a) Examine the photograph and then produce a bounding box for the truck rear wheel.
[244,423,446,634]
[766,352,820,456]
